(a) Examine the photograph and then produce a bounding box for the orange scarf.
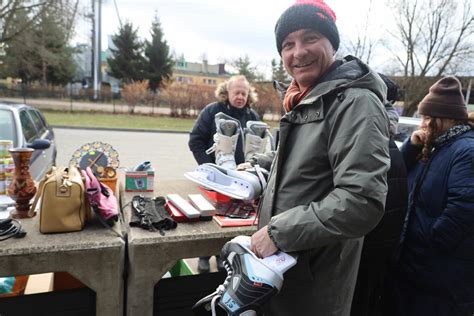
[283,80,313,113]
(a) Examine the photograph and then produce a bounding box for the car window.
[20,110,38,143]
[394,122,420,143]
[0,109,18,146]
[28,109,47,136]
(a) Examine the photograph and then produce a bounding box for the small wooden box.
[100,177,118,195]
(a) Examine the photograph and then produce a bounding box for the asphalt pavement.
[55,127,198,181]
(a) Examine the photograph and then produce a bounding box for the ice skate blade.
[184,164,261,201]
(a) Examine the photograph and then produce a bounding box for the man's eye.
[306,36,320,42]
[282,42,293,49]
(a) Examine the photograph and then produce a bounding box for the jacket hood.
[300,55,387,105]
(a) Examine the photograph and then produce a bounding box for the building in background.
[172,56,230,86]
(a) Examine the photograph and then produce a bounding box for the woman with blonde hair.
[188,75,260,273]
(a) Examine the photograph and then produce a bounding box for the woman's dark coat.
[395,129,474,315]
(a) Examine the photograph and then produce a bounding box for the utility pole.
[92,0,102,100]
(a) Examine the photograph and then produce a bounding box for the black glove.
[130,195,177,235]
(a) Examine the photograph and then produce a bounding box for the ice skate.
[206,112,242,170]
[192,236,292,316]
[244,121,273,162]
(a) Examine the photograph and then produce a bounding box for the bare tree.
[386,0,474,115]
[343,0,379,64]
[0,0,50,43]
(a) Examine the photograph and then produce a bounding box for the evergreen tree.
[37,5,76,85]
[107,22,146,83]
[144,14,174,92]
[232,55,264,82]
[1,2,76,85]
[1,9,39,83]
[271,58,290,83]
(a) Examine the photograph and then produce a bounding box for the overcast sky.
[89,0,392,77]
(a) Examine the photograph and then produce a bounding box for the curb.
[52,125,190,134]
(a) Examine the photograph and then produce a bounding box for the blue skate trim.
[222,292,240,312]
[243,255,275,288]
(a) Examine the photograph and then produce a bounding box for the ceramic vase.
[8,148,37,218]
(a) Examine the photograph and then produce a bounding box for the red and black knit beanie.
[275,0,340,55]
[418,76,468,120]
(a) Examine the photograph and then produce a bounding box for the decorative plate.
[69,141,120,177]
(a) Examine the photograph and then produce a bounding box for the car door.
[19,109,55,181]
[28,109,56,173]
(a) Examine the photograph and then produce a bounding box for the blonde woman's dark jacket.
[188,102,259,165]
[260,56,390,316]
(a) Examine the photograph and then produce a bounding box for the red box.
[165,201,199,223]
[199,186,232,203]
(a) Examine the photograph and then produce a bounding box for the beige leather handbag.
[30,166,90,233]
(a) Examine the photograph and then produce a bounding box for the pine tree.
[232,55,264,82]
[107,22,146,83]
[1,9,39,83]
[271,58,290,83]
[144,14,174,92]
[37,5,76,85]
[1,2,76,85]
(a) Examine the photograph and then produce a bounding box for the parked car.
[393,116,421,148]
[0,102,56,181]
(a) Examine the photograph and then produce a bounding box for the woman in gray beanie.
[392,76,474,316]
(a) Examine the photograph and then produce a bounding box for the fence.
[0,82,283,120]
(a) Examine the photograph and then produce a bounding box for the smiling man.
[249,0,391,315]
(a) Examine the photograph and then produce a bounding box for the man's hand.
[251,225,278,258]
[411,129,428,146]
[236,162,252,171]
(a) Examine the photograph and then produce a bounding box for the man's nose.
[293,42,307,59]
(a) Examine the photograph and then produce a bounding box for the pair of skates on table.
[188,113,297,315]
[187,112,273,201]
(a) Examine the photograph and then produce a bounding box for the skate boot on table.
[244,121,273,162]
[206,112,241,170]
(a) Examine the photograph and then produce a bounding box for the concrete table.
[0,215,126,316]
[124,179,257,316]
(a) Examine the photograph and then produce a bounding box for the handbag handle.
[28,167,56,217]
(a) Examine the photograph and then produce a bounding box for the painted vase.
[7,148,37,218]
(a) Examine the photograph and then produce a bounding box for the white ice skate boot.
[244,121,273,162]
[206,112,241,170]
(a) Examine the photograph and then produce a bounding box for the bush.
[121,80,150,114]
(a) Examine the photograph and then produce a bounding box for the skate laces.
[213,259,233,316]
[205,119,239,156]
[194,257,233,316]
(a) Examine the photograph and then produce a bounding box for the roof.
[0,101,29,110]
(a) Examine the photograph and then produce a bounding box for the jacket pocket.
[284,251,314,283]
